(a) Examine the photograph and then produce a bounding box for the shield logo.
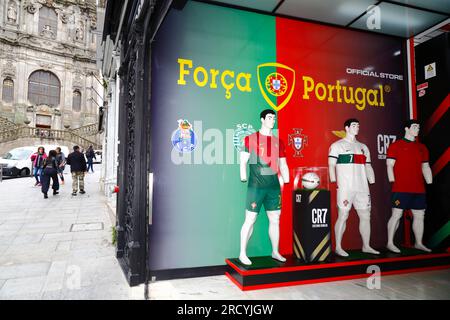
[294,137,302,150]
[288,128,308,157]
[257,62,296,112]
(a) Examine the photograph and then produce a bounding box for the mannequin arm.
[279,157,289,184]
[365,163,375,184]
[240,151,250,181]
[386,158,395,182]
[422,162,433,184]
[328,157,337,183]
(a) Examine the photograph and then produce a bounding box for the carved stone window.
[72,90,81,112]
[39,6,58,37]
[28,70,60,107]
[2,78,14,103]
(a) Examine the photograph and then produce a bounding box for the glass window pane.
[28,70,60,106]
[73,91,81,112]
[2,79,14,102]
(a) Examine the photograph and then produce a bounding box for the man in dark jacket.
[66,145,87,196]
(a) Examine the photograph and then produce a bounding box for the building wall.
[414,32,450,249]
[0,0,103,130]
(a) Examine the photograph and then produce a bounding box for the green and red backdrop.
[149,1,409,271]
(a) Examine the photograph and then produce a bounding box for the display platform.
[225,248,450,291]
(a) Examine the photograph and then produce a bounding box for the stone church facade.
[0,0,103,131]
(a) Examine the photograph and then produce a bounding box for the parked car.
[0,147,35,177]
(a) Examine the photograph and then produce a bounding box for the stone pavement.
[0,165,138,300]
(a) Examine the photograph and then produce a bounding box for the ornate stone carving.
[38,0,54,7]
[75,21,85,41]
[73,72,83,87]
[40,25,56,39]
[7,1,18,24]
[2,60,16,78]
[36,104,52,113]
[39,61,53,69]
[60,13,69,23]
[26,2,37,14]
[89,13,97,30]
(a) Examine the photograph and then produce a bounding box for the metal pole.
[90,86,104,102]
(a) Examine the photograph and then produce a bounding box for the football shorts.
[246,186,281,213]
[337,189,371,210]
[392,192,426,210]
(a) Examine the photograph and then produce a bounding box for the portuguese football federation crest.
[257,62,295,111]
[171,119,197,153]
[288,128,308,157]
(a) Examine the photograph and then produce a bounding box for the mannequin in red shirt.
[386,120,432,253]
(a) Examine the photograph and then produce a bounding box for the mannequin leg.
[387,208,403,253]
[267,210,286,262]
[412,210,431,252]
[239,210,258,265]
[335,209,350,257]
[356,209,380,254]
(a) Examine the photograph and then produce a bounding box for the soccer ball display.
[301,172,320,190]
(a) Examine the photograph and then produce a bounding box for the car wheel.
[20,168,30,177]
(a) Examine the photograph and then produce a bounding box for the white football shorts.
[337,189,371,210]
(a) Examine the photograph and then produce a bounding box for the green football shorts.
[245,186,281,213]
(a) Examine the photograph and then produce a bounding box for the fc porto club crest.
[233,123,256,151]
[257,62,295,112]
[171,119,197,153]
[288,128,308,157]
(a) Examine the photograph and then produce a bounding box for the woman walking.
[85,145,96,173]
[30,146,47,186]
[55,147,66,184]
[41,150,60,199]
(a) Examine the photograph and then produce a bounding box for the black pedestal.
[293,189,331,263]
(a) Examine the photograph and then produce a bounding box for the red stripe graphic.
[424,94,450,136]
[409,39,417,119]
[353,154,367,164]
[229,265,450,291]
[226,252,450,276]
[432,147,450,177]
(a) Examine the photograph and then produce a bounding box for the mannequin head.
[344,118,360,137]
[260,109,276,130]
[404,119,420,139]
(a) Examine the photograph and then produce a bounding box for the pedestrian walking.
[55,147,66,184]
[85,145,96,173]
[41,150,59,199]
[30,146,47,186]
[66,145,87,196]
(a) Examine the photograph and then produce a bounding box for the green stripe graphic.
[337,154,356,164]
[428,220,450,248]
